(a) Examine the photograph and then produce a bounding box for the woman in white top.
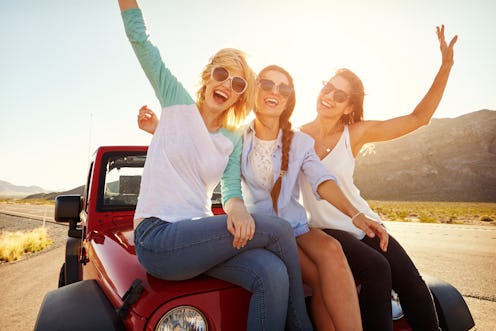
[300,25,457,331]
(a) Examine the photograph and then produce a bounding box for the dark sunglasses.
[258,79,293,98]
[211,66,248,94]
[321,81,349,103]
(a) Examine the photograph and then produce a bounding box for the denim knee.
[255,257,289,298]
[252,214,294,239]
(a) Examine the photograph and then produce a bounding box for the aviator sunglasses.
[211,66,248,94]
[258,79,293,98]
[321,81,349,103]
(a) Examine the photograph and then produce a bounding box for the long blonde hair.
[196,48,256,130]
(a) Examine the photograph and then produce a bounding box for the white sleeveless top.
[300,126,382,239]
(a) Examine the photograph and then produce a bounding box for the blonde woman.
[119,1,313,330]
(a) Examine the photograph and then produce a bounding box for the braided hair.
[257,65,296,214]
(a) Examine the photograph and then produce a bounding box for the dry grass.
[0,198,54,206]
[368,201,496,225]
[0,227,53,262]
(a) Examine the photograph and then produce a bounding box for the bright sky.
[1,0,495,191]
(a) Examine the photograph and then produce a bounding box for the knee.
[253,258,289,297]
[361,253,391,283]
[253,214,294,239]
[319,237,346,263]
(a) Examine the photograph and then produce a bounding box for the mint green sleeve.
[121,8,193,107]
[220,128,244,206]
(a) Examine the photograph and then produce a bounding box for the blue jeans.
[135,214,313,331]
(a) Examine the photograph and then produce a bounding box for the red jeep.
[34,146,475,331]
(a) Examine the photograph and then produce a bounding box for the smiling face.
[317,75,353,119]
[255,70,292,120]
[196,48,256,130]
[202,66,245,116]
[317,68,365,125]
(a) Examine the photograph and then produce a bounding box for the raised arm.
[352,25,458,153]
[118,0,138,11]
[119,1,193,109]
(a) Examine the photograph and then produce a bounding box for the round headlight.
[155,306,208,331]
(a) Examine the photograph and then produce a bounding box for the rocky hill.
[2,110,494,202]
[0,180,49,198]
[23,186,85,200]
[354,109,496,202]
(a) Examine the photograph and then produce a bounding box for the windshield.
[99,153,146,211]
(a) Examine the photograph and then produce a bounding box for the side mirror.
[55,195,82,222]
[55,195,83,238]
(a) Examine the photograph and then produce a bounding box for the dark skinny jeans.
[323,229,439,331]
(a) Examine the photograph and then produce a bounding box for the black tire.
[58,263,66,288]
[64,237,82,285]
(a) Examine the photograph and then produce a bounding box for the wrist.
[226,197,247,213]
[351,211,363,221]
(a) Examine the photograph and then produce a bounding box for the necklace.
[319,124,342,154]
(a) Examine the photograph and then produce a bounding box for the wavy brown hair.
[196,48,256,130]
[257,65,296,214]
[334,68,365,125]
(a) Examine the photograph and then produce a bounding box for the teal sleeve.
[220,128,244,206]
[121,8,193,107]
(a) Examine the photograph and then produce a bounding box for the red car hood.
[87,223,241,318]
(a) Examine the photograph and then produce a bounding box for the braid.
[271,112,294,214]
[258,65,296,215]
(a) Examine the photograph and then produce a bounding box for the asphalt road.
[385,221,496,331]
[1,203,495,330]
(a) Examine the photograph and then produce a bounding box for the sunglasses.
[258,79,293,98]
[321,81,349,103]
[211,66,248,94]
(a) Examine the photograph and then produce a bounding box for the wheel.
[58,263,66,288]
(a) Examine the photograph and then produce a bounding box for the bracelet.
[351,212,363,221]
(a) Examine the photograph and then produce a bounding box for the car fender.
[424,274,475,331]
[34,280,124,331]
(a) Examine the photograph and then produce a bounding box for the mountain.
[0,180,50,198]
[2,110,494,202]
[354,109,496,202]
[23,186,85,200]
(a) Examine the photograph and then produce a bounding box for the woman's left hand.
[352,214,389,252]
[226,204,255,249]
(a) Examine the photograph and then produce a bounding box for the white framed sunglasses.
[211,66,248,94]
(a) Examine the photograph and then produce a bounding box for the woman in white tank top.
[300,25,457,331]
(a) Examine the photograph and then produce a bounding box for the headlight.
[155,306,208,331]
